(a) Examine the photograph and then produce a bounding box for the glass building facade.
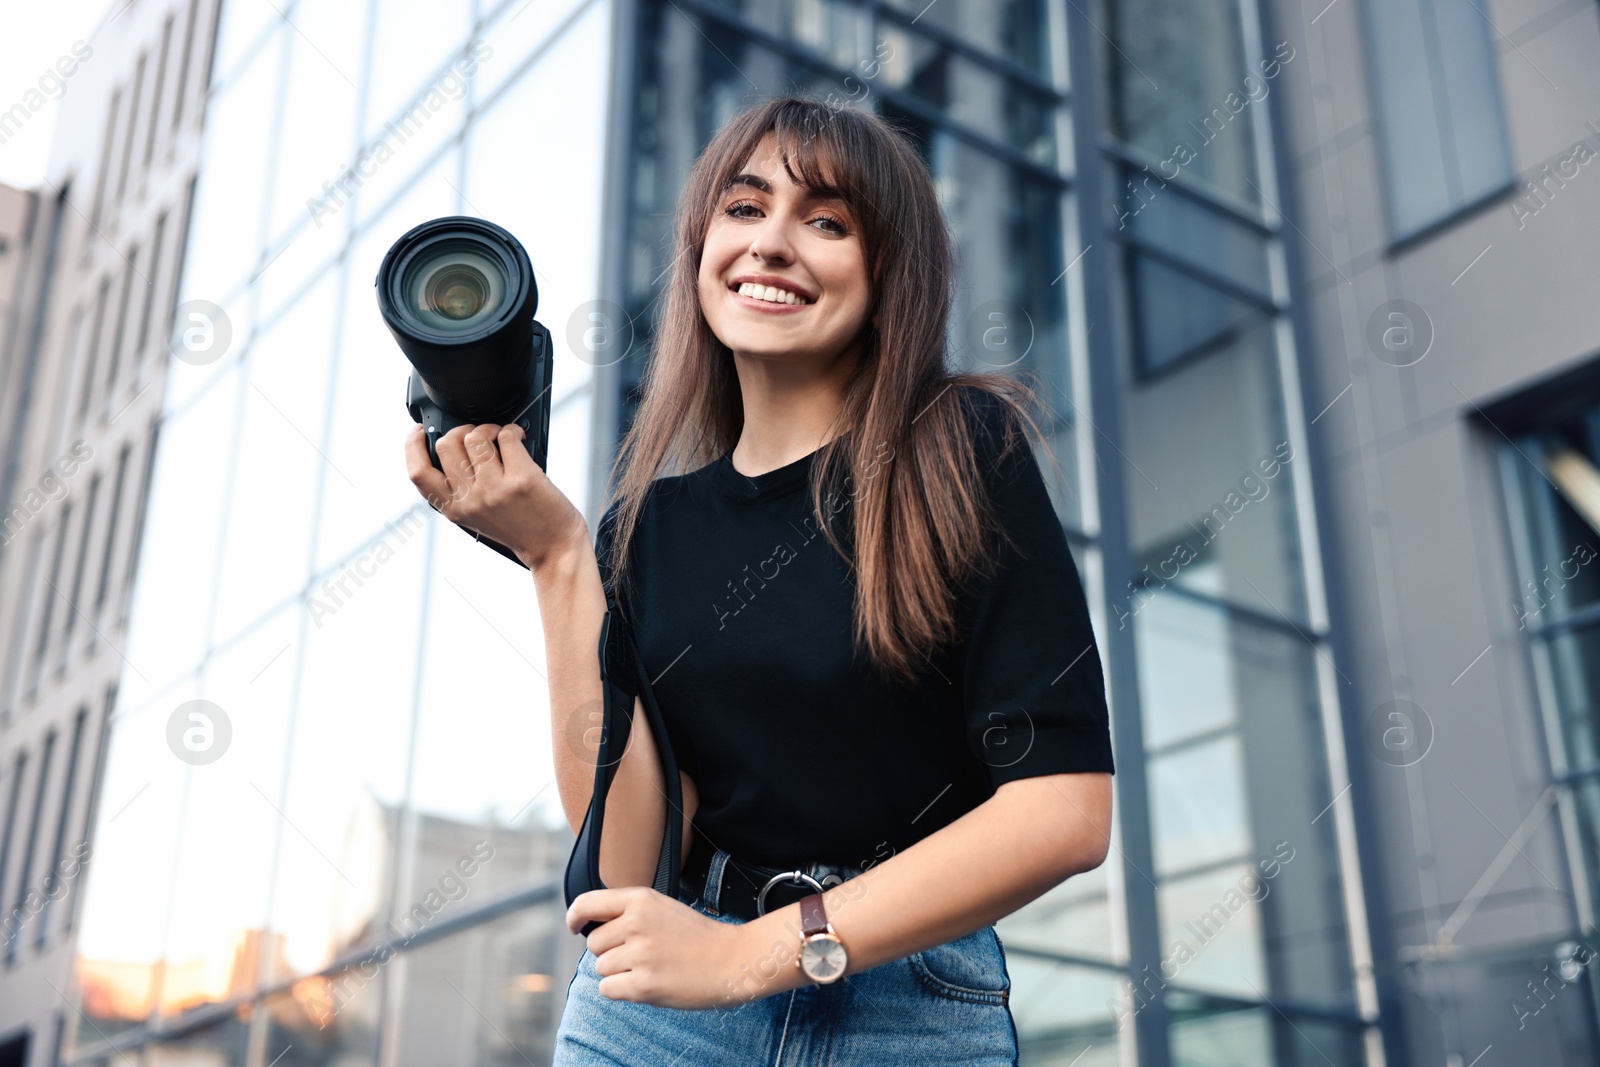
[63,0,611,1063]
[599,0,1371,1064]
[59,1,1378,1065]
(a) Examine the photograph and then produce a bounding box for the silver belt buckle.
[755,870,825,916]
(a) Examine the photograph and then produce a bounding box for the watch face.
[801,934,848,983]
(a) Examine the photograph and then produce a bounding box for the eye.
[811,213,848,236]
[724,199,761,219]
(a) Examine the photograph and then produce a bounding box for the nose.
[747,213,795,264]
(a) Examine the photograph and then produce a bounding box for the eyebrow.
[722,172,847,205]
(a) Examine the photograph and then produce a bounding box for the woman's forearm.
[725,772,1114,1000]
[530,531,607,836]
[531,528,672,886]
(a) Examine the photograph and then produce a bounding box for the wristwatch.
[797,891,848,984]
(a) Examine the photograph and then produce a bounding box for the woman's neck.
[727,346,857,477]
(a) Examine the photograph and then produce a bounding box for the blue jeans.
[553,852,1020,1065]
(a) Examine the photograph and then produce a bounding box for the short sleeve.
[956,388,1115,790]
[594,499,627,616]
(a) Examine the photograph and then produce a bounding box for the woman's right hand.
[403,422,588,572]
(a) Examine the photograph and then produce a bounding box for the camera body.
[401,324,553,474]
[377,215,555,566]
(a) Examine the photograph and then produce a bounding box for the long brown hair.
[603,94,1061,686]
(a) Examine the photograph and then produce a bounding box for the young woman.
[405,95,1115,1065]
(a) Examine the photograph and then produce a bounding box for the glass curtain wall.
[63,1,612,1064]
[609,1,1372,1065]
[1092,0,1367,1063]
[1489,387,1600,1062]
[1500,405,1600,929]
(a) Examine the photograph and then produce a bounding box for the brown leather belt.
[680,840,870,923]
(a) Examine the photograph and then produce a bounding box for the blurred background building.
[0,0,1597,1065]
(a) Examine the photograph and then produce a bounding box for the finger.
[566,889,627,934]
[435,425,476,493]
[499,423,538,477]
[585,921,630,958]
[590,941,635,977]
[404,425,453,507]
[596,971,639,1003]
[464,424,505,482]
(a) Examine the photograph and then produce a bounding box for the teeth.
[737,282,806,305]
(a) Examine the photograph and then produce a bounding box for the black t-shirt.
[593,385,1114,870]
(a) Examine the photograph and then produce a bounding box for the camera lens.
[403,244,505,333]
[428,267,486,319]
[376,216,541,425]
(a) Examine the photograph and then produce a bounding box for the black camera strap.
[563,602,684,936]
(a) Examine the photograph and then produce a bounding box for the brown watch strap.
[799,891,829,936]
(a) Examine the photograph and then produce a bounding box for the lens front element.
[428,266,488,320]
[405,245,505,333]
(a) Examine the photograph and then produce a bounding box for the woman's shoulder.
[952,383,1030,477]
[594,463,704,545]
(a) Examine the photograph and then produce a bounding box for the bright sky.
[0,0,116,188]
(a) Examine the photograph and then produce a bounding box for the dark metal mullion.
[1099,138,1273,236]
[869,83,1067,183]
[1144,721,1239,763]
[1161,988,1368,1030]
[1159,848,1258,885]
[990,942,1126,975]
[1132,576,1327,645]
[1517,599,1600,638]
[1064,2,1172,1064]
[1113,231,1280,316]
[1552,764,1600,789]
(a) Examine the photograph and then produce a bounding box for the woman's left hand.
[566,886,771,1010]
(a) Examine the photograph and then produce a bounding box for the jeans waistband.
[682,841,870,922]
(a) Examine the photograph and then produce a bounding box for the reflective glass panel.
[1168,1004,1365,1067]
[210,276,336,645]
[266,0,367,245]
[185,28,283,302]
[1122,317,1305,621]
[1137,597,1354,1007]
[1103,0,1262,205]
[120,365,243,707]
[1006,954,1126,1064]
[263,539,426,981]
[881,0,1052,76]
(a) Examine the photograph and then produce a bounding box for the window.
[120,420,162,626]
[6,729,54,965]
[0,751,26,922]
[172,0,201,132]
[145,18,175,171]
[94,446,133,617]
[1490,361,1600,921]
[28,505,73,700]
[78,277,111,419]
[88,88,122,234]
[65,687,115,936]
[115,53,148,207]
[58,475,101,664]
[0,534,44,722]
[104,245,140,396]
[1359,0,1514,240]
[137,214,168,360]
[36,706,88,948]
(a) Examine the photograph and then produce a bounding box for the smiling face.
[696,133,873,368]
